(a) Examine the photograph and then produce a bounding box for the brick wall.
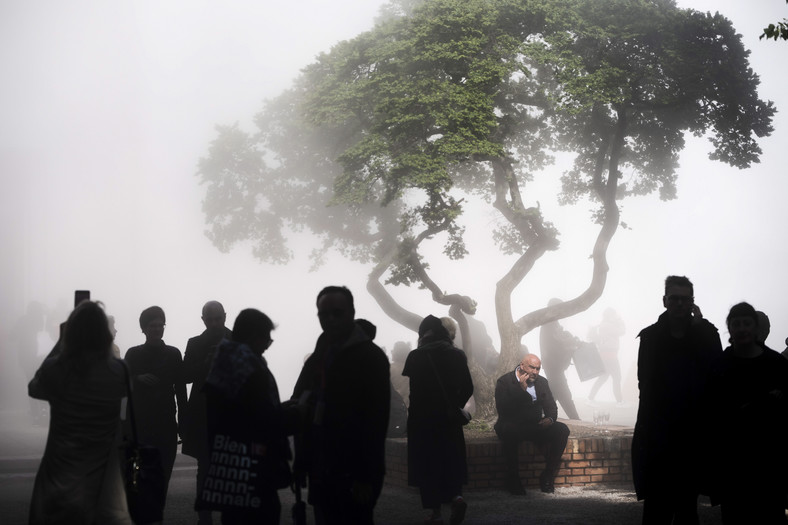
[385,435,633,490]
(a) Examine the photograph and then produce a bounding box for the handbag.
[426,352,472,426]
[573,341,606,382]
[120,361,166,524]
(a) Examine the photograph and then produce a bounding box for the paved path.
[0,409,724,524]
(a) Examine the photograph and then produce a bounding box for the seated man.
[494,354,569,495]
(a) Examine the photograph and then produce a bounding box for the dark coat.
[402,340,473,487]
[181,327,232,458]
[631,312,722,500]
[705,345,788,503]
[291,324,390,503]
[494,371,558,437]
[197,341,293,512]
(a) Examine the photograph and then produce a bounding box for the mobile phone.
[74,290,90,307]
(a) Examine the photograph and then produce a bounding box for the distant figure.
[292,286,390,525]
[587,308,626,403]
[13,301,49,425]
[181,301,232,525]
[197,309,299,524]
[539,299,581,420]
[494,353,569,495]
[390,341,412,407]
[107,315,121,358]
[28,301,130,524]
[124,306,187,521]
[403,315,473,525]
[632,276,722,524]
[706,302,788,524]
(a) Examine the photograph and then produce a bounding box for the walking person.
[403,315,474,525]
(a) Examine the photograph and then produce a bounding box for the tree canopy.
[198,0,774,412]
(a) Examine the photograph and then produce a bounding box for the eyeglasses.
[666,295,693,304]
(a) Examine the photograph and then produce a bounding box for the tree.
[198,0,774,416]
[761,0,788,41]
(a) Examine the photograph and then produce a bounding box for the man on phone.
[494,353,569,495]
[632,276,722,524]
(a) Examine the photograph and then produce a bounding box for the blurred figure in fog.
[28,301,130,524]
[13,301,49,425]
[632,276,722,525]
[587,308,626,404]
[124,306,187,522]
[403,315,473,525]
[390,341,412,407]
[292,286,390,525]
[706,302,788,524]
[181,301,231,525]
[539,299,581,420]
[107,315,121,358]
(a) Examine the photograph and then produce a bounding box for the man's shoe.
[449,496,467,525]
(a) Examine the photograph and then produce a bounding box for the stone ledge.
[385,430,633,491]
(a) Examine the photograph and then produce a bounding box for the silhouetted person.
[28,301,131,524]
[587,307,626,403]
[632,276,722,525]
[181,300,232,525]
[403,315,473,525]
[197,309,299,524]
[494,353,569,495]
[705,302,788,524]
[539,298,581,420]
[292,286,390,525]
[124,306,187,522]
[107,315,121,358]
[390,341,412,408]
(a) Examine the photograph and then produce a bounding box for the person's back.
[28,301,130,525]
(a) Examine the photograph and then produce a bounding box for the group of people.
[633,275,788,525]
[25,276,788,525]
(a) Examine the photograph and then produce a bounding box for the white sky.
[1,0,787,412]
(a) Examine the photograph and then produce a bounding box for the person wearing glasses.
[631,276,722,524]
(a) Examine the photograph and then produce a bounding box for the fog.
[2,0,787,421]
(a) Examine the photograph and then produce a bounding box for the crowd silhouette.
[21,277,788,524]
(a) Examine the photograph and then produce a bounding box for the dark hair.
[316,286,354,311]
[418,314,450,342]
[664,275,693,295]
[232,309,274,345]
[63,301,113,360]
[726,302,758,328]
[139,306,165,331]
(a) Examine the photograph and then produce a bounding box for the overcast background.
[2,0,786,419]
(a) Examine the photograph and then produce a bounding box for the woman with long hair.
[28,300,131,524]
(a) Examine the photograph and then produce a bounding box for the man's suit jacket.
[494,370,558,435]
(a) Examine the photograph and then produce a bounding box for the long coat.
[631,312,722,500]
[28,356,131,525]
[291,324,390,505]
[402,340,474,488]
[181,327,232,458]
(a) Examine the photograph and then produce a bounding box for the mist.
[2,0,788,423]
